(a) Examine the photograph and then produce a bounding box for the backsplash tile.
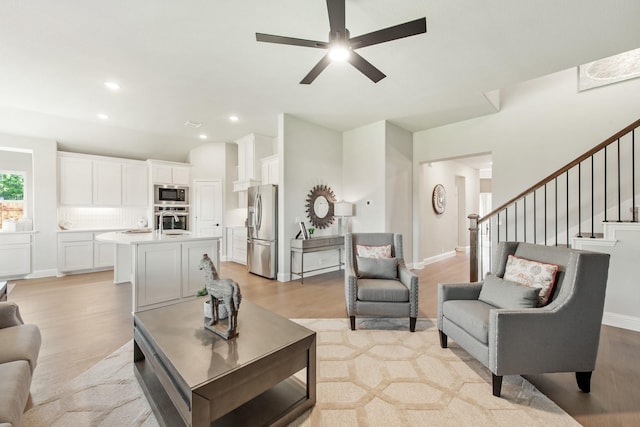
[57,207,149,230]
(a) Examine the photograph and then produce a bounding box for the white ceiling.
[1,0,639,161]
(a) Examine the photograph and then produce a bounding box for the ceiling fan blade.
[326,0,346,38]
[349,17,426,49]
[256,33,328,49]
[300,54,332,84]
[348,51,386,83]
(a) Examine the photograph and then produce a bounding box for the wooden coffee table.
[133,298,316,426]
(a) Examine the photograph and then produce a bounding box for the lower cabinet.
[227,226,247,265]
[133,239,220,311]
[0,234,32,278]
[58,231,117,273]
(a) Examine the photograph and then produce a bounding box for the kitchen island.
[96,231,220,312]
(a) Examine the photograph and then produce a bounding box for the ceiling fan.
[256,0,427,84]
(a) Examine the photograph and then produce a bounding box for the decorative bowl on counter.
[58,220,73,230]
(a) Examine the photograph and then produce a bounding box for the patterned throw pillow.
[503,255,559,306]
[356,244,392,259]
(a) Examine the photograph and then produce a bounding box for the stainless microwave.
[154,185,189,205]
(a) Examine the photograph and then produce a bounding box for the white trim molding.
[414,250,456,269]
[603,312,640,332]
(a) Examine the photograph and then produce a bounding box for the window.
[0,173,25,230]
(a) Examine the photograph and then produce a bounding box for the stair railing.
[470,118,640,281]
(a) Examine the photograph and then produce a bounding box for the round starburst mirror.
[305,184,336,229]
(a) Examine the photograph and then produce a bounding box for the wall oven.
[154,207,189,231]
[154,185,189,205]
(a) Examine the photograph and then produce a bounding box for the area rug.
[23,318,579,427]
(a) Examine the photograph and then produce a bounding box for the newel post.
[468,214,479,283]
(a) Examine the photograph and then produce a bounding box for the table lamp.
[334,201,353,235]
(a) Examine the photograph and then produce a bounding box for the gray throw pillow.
[478,273,540,309]
[357,256,398,279]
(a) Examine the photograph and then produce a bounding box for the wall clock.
[432,184,446,214]
[305,184,336,229]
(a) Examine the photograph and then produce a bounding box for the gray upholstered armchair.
[438,242,610,397]
[345,233,419,332]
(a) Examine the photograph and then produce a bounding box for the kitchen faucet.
[158,210,180,234]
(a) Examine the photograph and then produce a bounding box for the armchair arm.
[0,302,25,329]
[489,307,601,375]
[344,265,358,316]
[398,265,419,318]
[437,282,482,330]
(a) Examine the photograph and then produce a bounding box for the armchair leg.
[438,330,448,348]
[576,371,592,393]
[349,316,356,331]
[410,317,416,332]
[492,374,503,397]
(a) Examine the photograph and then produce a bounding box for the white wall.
[278,114,343,281]
[343,121,386,232]
[418,160,479,261]
[385,122,413,262]
[414,68,640,207]
[0,133,58,277]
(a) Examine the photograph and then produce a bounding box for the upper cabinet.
[122,163,149,206]
[149,160,191,185]
[93,161,122,205]
[59,155,93,205]
[261,154,279,185]
[58,152,148,207]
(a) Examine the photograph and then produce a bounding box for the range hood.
[233,133,273,192]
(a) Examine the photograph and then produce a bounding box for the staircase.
[468,118,640,331]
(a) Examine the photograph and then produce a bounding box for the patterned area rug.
[23,318,579,427]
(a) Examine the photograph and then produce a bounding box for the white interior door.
[194,180,223,237]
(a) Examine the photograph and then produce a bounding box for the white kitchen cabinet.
[58,231,118,273]
[94,239,115,268]
[58,232,94,272]
[135,243,182,307]
[93,161,122,205]
[181,239,220,297]
[59,152,148,207]
[261,154,279,185]
[122,163,148,206]
[150,161,191,185]
[59,155,93,205]
[227,226,247,265]
[0,234,32,278]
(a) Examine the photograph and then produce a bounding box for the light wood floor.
[9,254,640,426]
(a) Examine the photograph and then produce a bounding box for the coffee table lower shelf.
[134,359,312,426]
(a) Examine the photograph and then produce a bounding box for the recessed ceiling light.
[104,81,120,91]
[199,134,208,140]
[97,113,109,120]
[229,115,239,122]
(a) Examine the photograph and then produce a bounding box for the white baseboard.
[27,269,58,279]
[455,246,470,253]
[278,265,341,283]
[414,251,456,269]
[602,311,640,332]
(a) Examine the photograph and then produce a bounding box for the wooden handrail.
[479,117,640,224]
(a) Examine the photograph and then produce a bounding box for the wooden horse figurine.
[199,253,242,339]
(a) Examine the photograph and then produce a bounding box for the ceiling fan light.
[328,44,350,62]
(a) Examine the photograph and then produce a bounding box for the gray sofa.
[438,242,610,397]
[0,302,41,427]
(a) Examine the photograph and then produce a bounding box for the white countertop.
[0,230,38,235]
[96,230,221,245]
[57,227,129,233]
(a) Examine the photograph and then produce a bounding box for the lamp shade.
[334,201,353,217]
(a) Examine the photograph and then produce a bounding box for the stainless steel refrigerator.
[247,184,277,279]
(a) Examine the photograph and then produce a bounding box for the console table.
[290,235,344,283]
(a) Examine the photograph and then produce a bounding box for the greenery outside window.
[0,173,25,230]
